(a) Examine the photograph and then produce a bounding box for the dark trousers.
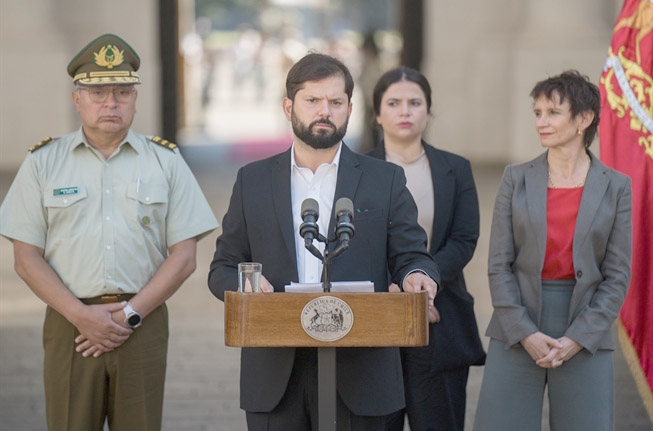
[385,363,469,431]
[43,303,168,431]
[246,348,386,431]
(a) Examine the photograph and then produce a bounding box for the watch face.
[127,314,142,327]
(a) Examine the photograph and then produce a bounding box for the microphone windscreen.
[335,197,354,219]
[301,198,320,218]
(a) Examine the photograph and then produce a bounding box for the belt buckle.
[100,294,120,304]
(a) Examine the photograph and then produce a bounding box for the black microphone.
[300,198,320,244]
[334,197,355,247]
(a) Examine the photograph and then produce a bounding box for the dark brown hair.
[530,70,600,148]
[372,66,432,117]
[285,53,354,102]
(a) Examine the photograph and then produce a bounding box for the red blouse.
[541,186,584,280]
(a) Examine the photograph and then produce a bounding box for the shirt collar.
[71,127,140,155]
[290,141,343,170]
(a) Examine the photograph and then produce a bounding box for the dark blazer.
[208,143,440,415]
[486,151,632,353]
[368,142,486,370]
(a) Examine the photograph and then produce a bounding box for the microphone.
[300,198,320,243]
[300,198,324,261]
[334,197,355,248]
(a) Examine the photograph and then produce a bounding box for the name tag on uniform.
[53,187,79,196]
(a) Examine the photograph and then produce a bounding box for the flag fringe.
[617,318,653,422]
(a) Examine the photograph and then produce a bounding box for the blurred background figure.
[357,32,384,153]
[179,0,401,156]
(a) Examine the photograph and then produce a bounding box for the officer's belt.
[80,294,136,304]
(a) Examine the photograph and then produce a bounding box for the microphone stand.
[301,197,354,294]
[322,241,351,292]
[300,201,353,431]
[322,247,331,292]
[304,235,349,293]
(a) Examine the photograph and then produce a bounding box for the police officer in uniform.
[0,34,218,431]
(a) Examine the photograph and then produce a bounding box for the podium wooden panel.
[224,291,429,348]
[224,290,429,431]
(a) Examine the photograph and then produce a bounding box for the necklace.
[548,155,591,188]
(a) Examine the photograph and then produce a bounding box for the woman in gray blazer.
[473,70,632,431]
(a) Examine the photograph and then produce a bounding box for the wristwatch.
[123,301,142,328]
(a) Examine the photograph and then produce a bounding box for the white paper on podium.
[284,281,375,293]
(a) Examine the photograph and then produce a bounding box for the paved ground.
[0,143,650,430]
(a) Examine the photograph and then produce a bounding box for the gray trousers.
[473,280,614,431]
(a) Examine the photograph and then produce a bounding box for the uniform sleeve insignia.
[28,137,54,153]
[151,136,177,151]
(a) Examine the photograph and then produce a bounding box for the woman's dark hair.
[372,66,432,117]
[530,70,600,148]
[285,52,354,102]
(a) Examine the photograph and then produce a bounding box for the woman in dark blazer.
[473,70,632,431]
[368,66,486,431]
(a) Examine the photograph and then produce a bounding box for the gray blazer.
[485,151,632,354]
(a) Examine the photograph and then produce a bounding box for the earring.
[578,129,583,135]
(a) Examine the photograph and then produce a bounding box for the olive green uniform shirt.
[0,128,218,298]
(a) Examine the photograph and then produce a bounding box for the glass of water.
[238,262,262,292]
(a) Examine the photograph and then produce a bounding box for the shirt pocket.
[353,207,384,221]
[44,187,88,225]
[126,181,169,229]
[44,187,88,208]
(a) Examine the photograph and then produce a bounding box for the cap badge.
[94,44,124,69]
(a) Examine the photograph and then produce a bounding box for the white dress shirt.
[290,143,342,284]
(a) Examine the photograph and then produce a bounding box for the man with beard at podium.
[208,52,440,431]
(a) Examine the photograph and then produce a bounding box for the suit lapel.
[272,150,298,269]
[525,153,549,256]
[330,144,362,243]
[574,153,609,249]
[426,145,454,254]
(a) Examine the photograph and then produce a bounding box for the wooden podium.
[224,291,429,431]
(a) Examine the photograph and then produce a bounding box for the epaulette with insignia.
[28,137,54,153]
[151,136,177,151]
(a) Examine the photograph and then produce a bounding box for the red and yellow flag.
[599,0,653,417]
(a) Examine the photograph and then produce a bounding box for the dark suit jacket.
[368,142,486,370]
[208,143,440,415]
[487,151,632,353]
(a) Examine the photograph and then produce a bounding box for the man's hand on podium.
[388,280,439,322]
[258,275,274,292]
[241,274,274,292]
[402,272,438,319]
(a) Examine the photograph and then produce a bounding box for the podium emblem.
[301,296,353,341]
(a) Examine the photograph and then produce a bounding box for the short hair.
[285,53,354,101]
[529,70,600,148]
[372,66,432,117]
